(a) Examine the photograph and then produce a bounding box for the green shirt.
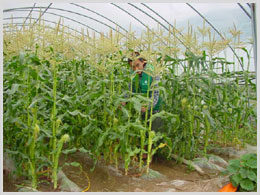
[131,64,162,112]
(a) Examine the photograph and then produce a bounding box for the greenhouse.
[2,2,258,193]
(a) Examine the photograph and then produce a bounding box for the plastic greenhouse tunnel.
[2,1,258,193]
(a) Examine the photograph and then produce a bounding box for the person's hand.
[118,102,126,110]
[141,106,147,113]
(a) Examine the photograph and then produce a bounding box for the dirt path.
[59,153,227,192]
[3,152,229,192]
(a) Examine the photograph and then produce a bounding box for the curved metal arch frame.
[4,6,126,37]
[111,3,168,47]
[128,3,191,52]
[4,17,84,37]
[4,3,252,71]
[4,24,82,42]
[186,3,244,71]
[4,13,146,51]
[4,8,104,37]
[237,3,251,19]
[20,3,36,31]
[69,3,144,49]
[140,4,186,40]
[70,3,128,33]
[4,23,97,51]
[140,2,200,71]
[111,3,191,70]
[33,3,53,24]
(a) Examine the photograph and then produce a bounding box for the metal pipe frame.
[237,3,251,19]
[4,6,126,37]
[4,2,253,72]
[3,23,98,50]
[70,3,128,33]
[186,3,244,71]
[4,8,104,37]
[140,4,186,41]
[20,3,36,31]
[128,3,190,51]
[4,17,84,37]
[70,3,144,49]
[111,3,168,47]
[33,3,53,24]
[4,24,83,41]
[250,3,257,79]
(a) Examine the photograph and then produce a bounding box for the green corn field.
[2,4,257,192]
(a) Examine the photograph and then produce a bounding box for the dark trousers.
[141,110,164,132]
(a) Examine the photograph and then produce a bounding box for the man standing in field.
[122,52,164,132]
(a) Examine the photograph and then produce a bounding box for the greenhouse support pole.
[0,4,3,193]
[254,5,260,193]
[238,3,251,19]
[186,3,244,71]
[250,3,257,78]
[4,8,104,37]
[4,17,84,36]
[20,3,36,31]
[34,3,53,25]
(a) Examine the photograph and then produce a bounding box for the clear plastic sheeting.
[3,3,252,38]
[2,3,257,193]
[3,2,255,71]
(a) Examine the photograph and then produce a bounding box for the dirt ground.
[3,151,230,192]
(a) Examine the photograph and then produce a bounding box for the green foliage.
[162,50,256,159]
[226,153,257,192]
[3,47,256,190]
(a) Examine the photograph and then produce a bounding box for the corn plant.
[3,17,257,190]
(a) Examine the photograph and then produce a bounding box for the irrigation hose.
[36,168,50,175]
[36,167,90,192]
[81,170,91,192]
